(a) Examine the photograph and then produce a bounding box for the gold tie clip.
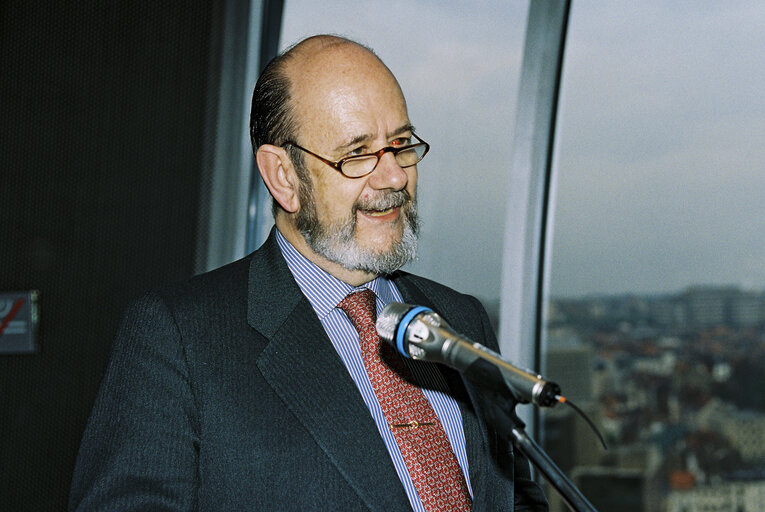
[390,421,435,429]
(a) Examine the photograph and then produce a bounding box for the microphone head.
[377,302,434,358]
[376,302,414,344]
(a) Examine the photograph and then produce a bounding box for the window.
[543,2,765,511]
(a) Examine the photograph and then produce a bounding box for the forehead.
[287,43,410,148]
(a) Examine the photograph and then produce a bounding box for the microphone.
[376,302,562,408]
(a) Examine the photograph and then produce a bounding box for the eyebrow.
[332,123,416,153]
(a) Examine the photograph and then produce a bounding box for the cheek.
[311,175,363,219]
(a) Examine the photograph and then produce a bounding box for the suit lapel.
[247,232,411,511]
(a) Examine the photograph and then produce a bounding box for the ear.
[256,144,301,213]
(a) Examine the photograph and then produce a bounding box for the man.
[69,35,547,511]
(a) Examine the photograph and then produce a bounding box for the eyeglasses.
[284,133,430,179]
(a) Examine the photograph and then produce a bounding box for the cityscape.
[541,285,765,511]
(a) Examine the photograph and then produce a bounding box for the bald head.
[281,35,396,87]
[250,35,408,215]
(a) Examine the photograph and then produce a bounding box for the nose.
[367,151,410,191]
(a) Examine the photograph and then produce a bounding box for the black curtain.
[0,1,222,508]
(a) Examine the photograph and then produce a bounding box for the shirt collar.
[275,228,399,319]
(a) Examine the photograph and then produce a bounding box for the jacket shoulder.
[157,255,252,305]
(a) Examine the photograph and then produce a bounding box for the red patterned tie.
[339,289,472,511]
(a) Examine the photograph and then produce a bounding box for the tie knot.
[338,289,377,332]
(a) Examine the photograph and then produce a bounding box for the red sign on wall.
[0,291,38,354]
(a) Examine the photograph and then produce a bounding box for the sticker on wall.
[0,291,39,354]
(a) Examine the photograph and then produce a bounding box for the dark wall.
[0,1,220,509]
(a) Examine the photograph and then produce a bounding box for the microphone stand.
[465,362,598,512]
[507,409,597,512]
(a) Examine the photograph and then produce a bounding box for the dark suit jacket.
[69,230,547,511]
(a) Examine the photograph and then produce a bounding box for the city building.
[667,481,765,512]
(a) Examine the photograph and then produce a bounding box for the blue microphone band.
[394,305,433,357]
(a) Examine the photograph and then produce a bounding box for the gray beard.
[295,184,419,276]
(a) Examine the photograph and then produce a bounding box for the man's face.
[288,45,419,275]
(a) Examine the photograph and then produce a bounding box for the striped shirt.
[275,229,473,511]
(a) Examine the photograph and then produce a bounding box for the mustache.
[354,190,412,212]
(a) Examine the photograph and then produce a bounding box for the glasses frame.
[283,132,430,179]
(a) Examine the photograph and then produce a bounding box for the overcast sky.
[280,1,765,300]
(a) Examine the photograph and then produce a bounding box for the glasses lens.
[341,155,378,178]
[395,144,427,168]
[340,143,428,177]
